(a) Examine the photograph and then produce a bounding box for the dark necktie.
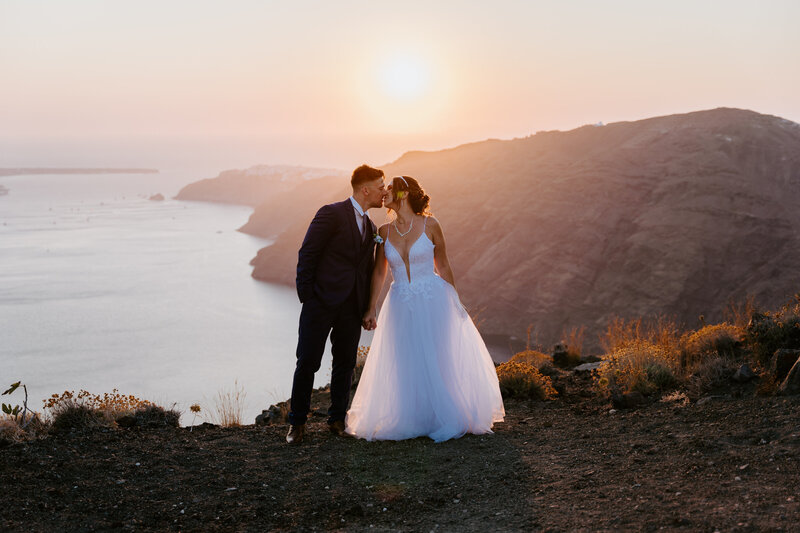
[361,213,370,246]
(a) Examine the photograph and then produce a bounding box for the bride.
[345,176,505,442]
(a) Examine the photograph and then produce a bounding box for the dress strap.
[423,216,427,231]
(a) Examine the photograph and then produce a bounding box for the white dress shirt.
[349,196,368,236]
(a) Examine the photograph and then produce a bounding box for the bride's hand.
[362,309,377,331]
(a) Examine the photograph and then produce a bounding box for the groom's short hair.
[351,165,384,189]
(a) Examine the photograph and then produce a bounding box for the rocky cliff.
[175,165,346,209]
[246,108,800,348]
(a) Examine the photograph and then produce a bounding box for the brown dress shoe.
[286,424,305,445]
[328,420,346,436]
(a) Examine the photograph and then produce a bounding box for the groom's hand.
[362,310,377,331]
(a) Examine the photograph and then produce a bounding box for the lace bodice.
[384,218,439,298]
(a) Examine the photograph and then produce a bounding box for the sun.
[378,53,431,102]
[355,46,452,132]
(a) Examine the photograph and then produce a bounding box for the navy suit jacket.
[296,199,377,314]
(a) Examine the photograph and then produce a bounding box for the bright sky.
[1,0,799,169]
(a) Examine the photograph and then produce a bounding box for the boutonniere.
[373,233,384,244]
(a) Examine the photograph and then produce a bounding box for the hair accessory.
[396,176,409,188]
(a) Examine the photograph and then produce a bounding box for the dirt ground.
[1,385,799,532]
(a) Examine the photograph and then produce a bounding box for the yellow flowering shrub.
[509,350,551,369]
[496,361,557,400]
[680,323,743,369]
[595,342,679,396]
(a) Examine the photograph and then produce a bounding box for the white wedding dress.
[345,219,505,442]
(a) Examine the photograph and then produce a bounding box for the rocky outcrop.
[732,364,756,383]
[769,349,800,381]
[238,176,346,239]
[148,193,164,201]
[175,165,347,208]
[778,358,800,395]
[247,108,800,349]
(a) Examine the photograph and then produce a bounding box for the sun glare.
[379,54,430,102]
[355,45,454,133]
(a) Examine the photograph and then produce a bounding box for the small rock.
[580,354,602,363]
[696,395,724,406]
[574,362,603,373]
[732,364,756,383]
[149,193,165,201]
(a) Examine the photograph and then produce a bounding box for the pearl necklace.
[393,217,414,237]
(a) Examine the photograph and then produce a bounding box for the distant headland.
[0,168,159,177]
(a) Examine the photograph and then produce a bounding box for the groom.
[286,164,387,444]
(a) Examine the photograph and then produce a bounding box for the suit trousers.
[289,289,361,425]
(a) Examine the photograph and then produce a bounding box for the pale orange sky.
[1,1,798,170]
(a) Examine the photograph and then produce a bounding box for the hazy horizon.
[2,1,799,171]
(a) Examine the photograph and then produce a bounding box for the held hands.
[362,308,377,331]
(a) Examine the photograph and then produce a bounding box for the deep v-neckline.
[386,231,431,284]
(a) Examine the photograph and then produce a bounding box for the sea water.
[0,170,359,425]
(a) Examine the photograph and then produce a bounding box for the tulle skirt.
[345,275,505,442]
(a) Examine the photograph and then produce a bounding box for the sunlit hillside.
[189,108,800,349]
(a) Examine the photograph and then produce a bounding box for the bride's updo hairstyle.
[391,176,431,216]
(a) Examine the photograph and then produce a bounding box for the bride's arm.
[429,217,456,290]
[363,224,389,330]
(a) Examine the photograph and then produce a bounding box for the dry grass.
[45,389,151,421]
[133,405,181,427]
[562,325,585,358]
[660,390,690,406]
[45,389,154,431]
[724,295,757,330]
[601,315,682,354]
[49,402,106,432]
[207,381,247,428]
[596,316,684,396]
[509,350,551,369]
[524,324,547,353]
[680,323,743,369]
[496,361,558,400]
[596,342,680,396]
[686,355,740,400]
[352,345,370,389]
[0,414,48,443]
